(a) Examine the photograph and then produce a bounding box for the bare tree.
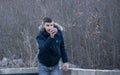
[0,0,119,69]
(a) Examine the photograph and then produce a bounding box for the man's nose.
[49,26,53,29]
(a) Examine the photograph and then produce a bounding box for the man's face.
[44,22,54,33]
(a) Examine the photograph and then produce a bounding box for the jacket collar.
[41,31,50,37]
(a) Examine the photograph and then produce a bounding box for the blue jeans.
[38,63,61,75]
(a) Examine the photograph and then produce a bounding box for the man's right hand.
[48,27,58,38]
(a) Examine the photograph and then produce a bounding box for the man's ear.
[54,24,56,27]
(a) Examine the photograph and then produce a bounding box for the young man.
[36,17,69,75]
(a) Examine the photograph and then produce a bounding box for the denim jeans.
[38,63,61,75]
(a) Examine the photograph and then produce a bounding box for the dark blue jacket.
[36,29,68,67]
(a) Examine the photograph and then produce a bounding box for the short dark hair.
[43,17,52,23]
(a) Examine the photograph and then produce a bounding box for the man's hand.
[49,27,58,38]
[62,62,69,71]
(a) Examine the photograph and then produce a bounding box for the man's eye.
[46,25,49,26]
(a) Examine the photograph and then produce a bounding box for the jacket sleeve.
[60,31,68,63]
[36,34,55,53]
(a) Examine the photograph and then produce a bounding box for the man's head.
[42,17,54,33]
